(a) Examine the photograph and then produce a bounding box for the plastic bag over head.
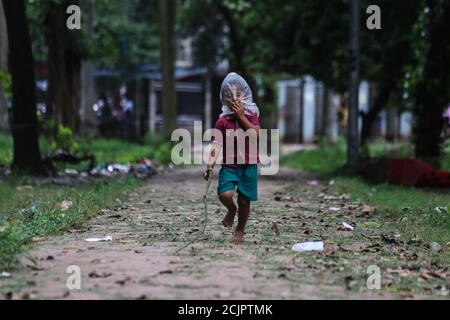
[219,72,260,118]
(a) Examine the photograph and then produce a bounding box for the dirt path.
[1,167,448,300]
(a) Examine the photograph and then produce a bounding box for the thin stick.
[175,171,213,253]
[202,172,213,234]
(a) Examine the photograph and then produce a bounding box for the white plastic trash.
[84,236,112,242]
[292,241,324,252]
[342,222,354,231]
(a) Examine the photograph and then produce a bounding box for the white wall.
[302,76,316,143]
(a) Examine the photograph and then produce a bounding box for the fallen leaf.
[115,277,132,286]
[361,205,376,215]
[420,272,434,281]
[90,259,103,264]
[323,246,336,256]
[344,276,357,290]
[89,271,112,278]
[26,264,45,271]
[159,270,173,275]
[271,222,280,236]
[106,214,123,219]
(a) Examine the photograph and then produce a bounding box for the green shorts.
[217,165,258,201]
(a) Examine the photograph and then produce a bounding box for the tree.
[413,0,450,163]
[179,0,274,125]
[347,0,361,170]
[80,1,97,135]
[0,0,9,132]
[26,0,160,135]
[360,0,421,148]
[44,0,85,133]
[89,0,159,69]
[158,0,177,137]
[2,0,44,174]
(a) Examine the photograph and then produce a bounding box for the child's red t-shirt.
[212,113,260,168]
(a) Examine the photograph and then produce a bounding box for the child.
[204,73,260,244]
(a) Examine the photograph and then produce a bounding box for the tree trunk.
[0,0,9,132]
[158,0,177,138]
[298,77,305,143]
[321,88,339,144]
[325,89,340,144]
[2,0,44,174]
[45,0,82,134]
[314,82,323,138]
[347,0,361,170]
[414,0,450,163]
[360,81,394,147]
[385,107,399,143]
[80,1,97,136]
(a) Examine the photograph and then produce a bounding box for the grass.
[0,177,142,270]
[0,132,173,168]
[281,137,450,176]
[75,134,173,165]
[281,138,450,247]
[0,132,170,270]
[332,177,450,244]
[0,134,13,167]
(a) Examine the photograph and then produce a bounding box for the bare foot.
[230,231,245,244]
[221,209,236,229]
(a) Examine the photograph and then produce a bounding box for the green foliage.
[78,133,172,164]
[282,138,450,176]
[255,74,278,128]
[403,2,430,104]
[280,138,347,176]
[0,69,12,98]
[179,0,227,69]
[90,0,159,69]
[0,134,13,166]
[39,119,55,139]
[26,0,159,69]
[50,125,79,153]
[0,132,174,167]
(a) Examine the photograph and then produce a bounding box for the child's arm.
[230,101,260,135]
[203,143,222,181]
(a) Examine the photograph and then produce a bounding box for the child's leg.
[231,193,250,244]
[219,191,237,229]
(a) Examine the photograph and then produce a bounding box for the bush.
[0,134,13,166]
[51,125,79,153]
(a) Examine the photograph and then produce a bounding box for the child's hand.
[203,169,212,181]
[231,100,245,118]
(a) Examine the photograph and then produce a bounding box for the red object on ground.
[380,158,450,187]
